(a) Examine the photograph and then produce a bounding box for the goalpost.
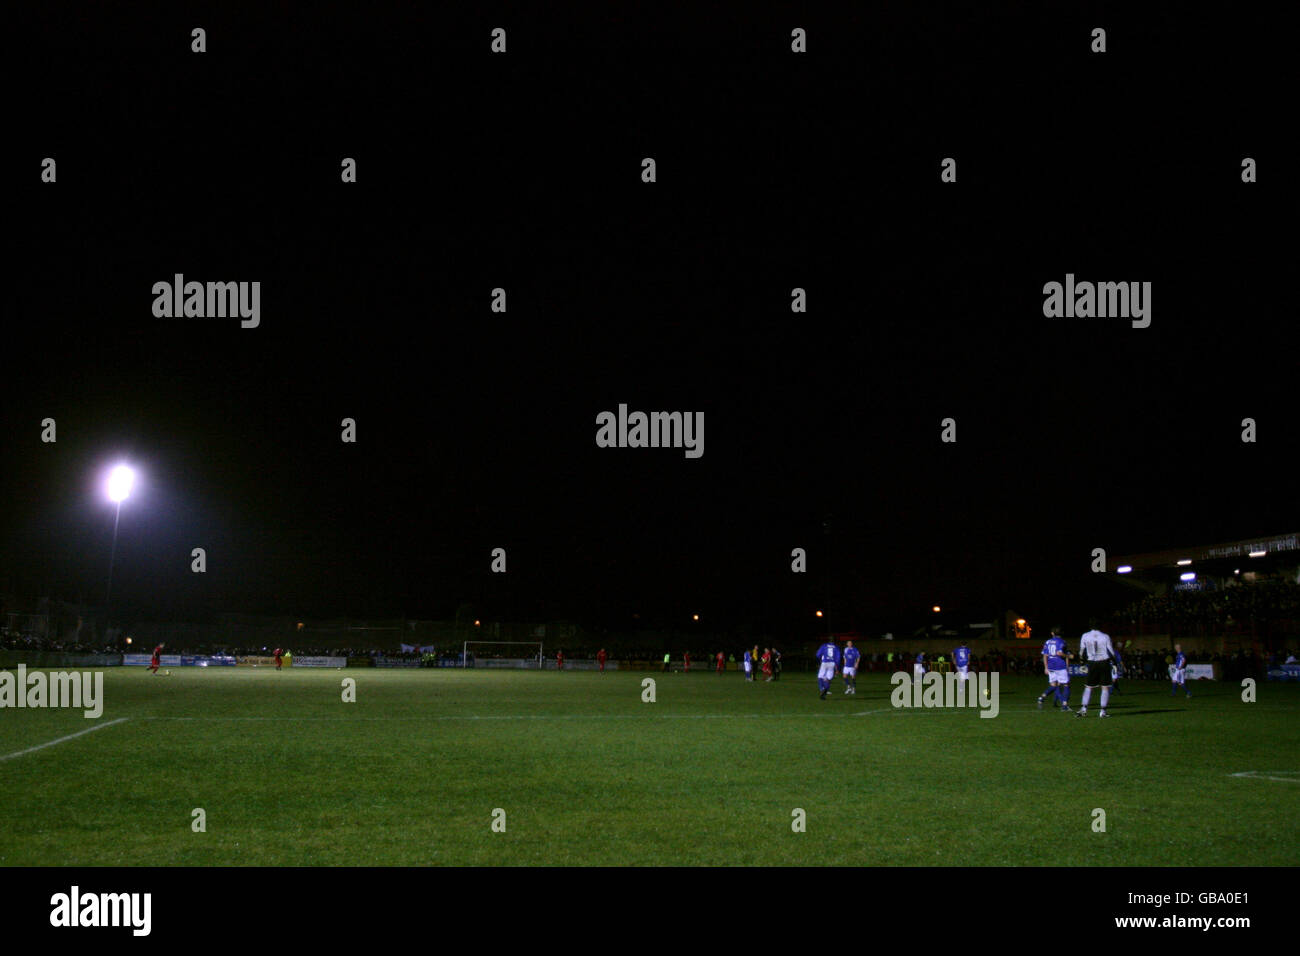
[461,640,545,669]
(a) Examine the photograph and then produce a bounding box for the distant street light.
[932,605,942,613]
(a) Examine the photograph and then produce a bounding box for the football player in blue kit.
[1036,627,1073,711]
[841,641,861,695]
[1170,643,1190,698]
[815,639,841,700]
[953,642,972,686]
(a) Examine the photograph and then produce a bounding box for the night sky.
[6,4,1292,637]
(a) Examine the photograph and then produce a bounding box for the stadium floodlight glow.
[1117,566,1133,574]
[1249,550,1267,558]
[106,464,135,503]
[102,462,137,638]
[693,613,700,621]
[1176,559,1192,566]
[815,610,823,618]
[1016,619,1026,627]
[1180,572,1196,581]
[931,605,941,613]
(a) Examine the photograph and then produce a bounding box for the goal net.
[461,640,545,669]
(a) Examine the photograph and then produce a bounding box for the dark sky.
[5,4,1292,637]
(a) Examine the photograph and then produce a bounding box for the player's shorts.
[1170,666,1185,684]
[956,665,969,679]
[842,665,857,677]
[1047,667,1070,685]
[818,661,837,681]
[1085,660,1113,686]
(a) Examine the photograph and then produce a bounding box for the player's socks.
[1100,687,1111,709]
[1075,693,1088,715]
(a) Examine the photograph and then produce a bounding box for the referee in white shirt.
[1075,620,1117,719]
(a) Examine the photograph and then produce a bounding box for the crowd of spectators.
[1118,578,1300,636]
[0,629,118,655]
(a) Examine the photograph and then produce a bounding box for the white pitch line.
[1229,771,1300,784]
[0,717,131,763]
[141,709,899,722]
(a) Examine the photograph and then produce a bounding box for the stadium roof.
[1114,533,1300,573]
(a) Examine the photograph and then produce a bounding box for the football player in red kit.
[683,650,691,673]
[597,648,607,673]
[274,647,283,670]
[715,651,725,675]
[556,649,564,670]
[149,643,165,674]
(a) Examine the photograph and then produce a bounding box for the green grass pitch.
[1,666,1296,865]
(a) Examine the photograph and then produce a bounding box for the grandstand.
[1109,532,1300,652]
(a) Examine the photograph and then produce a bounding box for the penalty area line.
[0,717,131,763]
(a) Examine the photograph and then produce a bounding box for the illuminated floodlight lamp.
[106,465,135,503]
[1116,566,1133,574]
[1176,559,1192,566]
[1248,550,1267,558]
[1180,572,1196,582]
